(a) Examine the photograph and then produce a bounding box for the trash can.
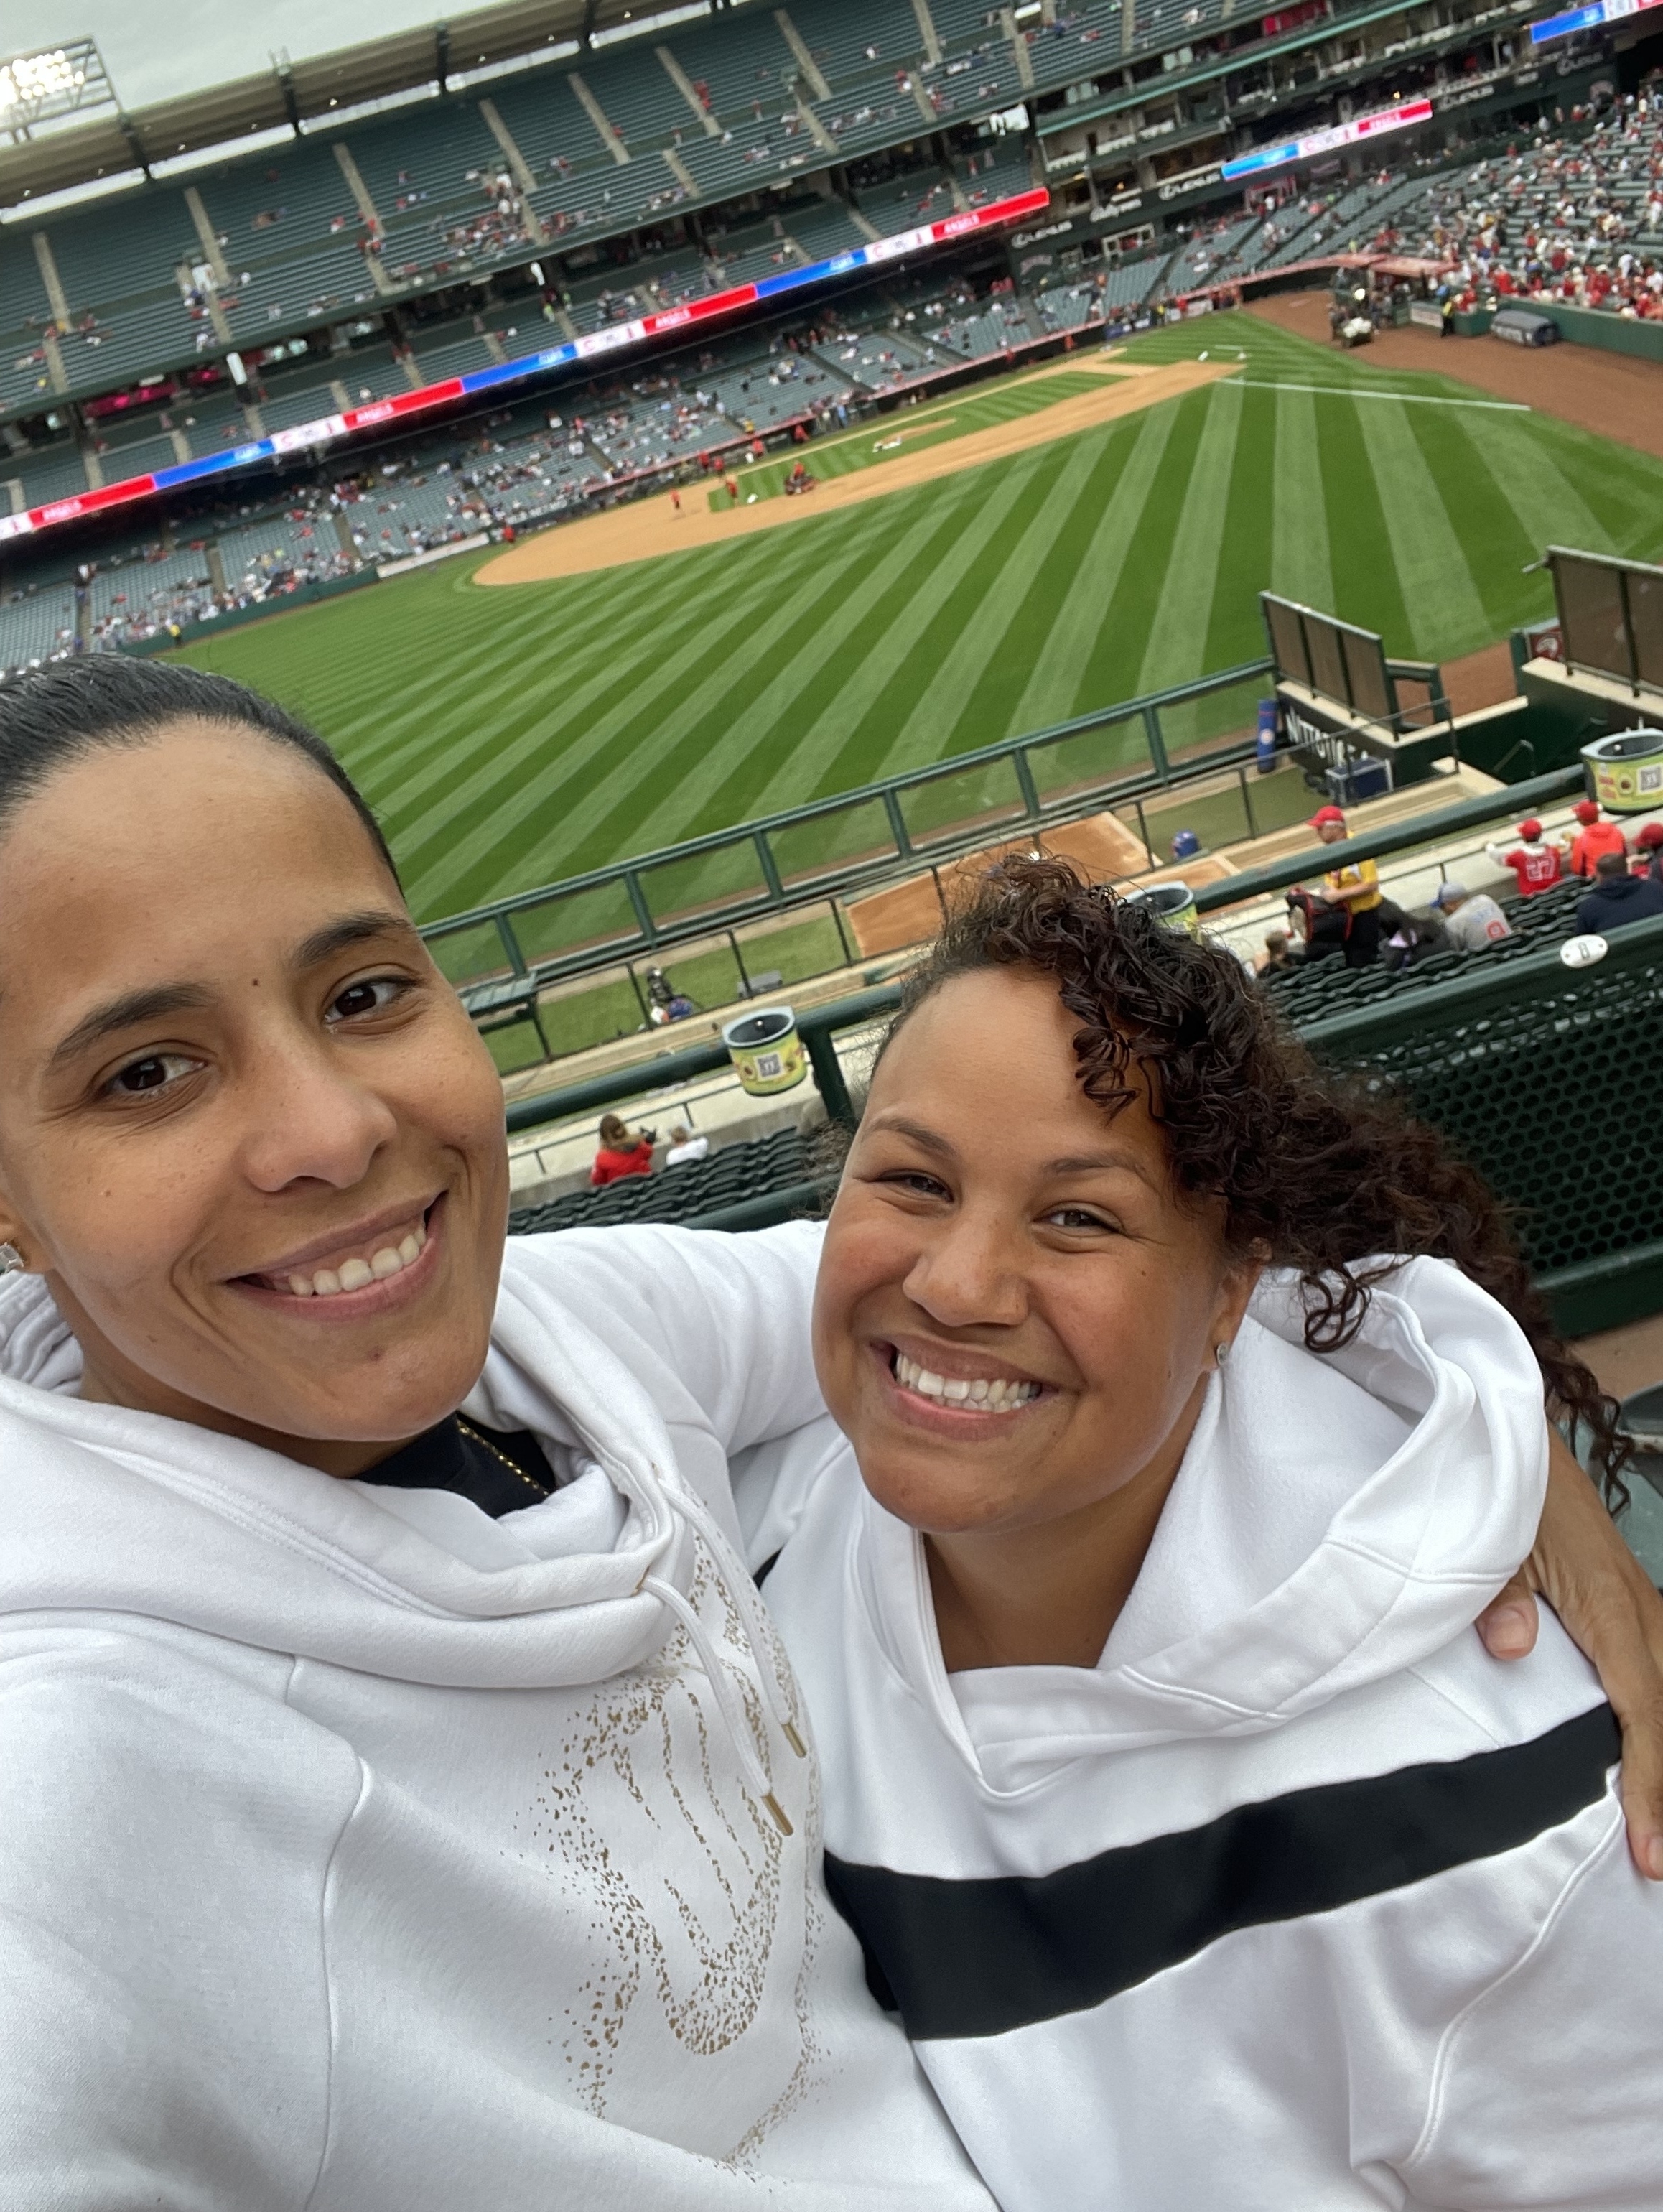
[722,1006,808,1096]
[1124,881,1198,934]
[1256,700,1278,775]
[1581,728,1663,814]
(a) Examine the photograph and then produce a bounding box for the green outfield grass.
[172,312,1663,927]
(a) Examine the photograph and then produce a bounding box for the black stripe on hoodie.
[824,1703,1620,2041]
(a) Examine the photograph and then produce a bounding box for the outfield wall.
[1455,303,1663,363]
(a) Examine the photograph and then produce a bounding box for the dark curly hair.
[877,855,1628,1505]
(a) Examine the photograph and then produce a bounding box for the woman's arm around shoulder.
[509,1217,829,1456]
[1477,1431,1663,1881]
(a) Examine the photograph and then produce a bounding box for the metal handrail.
[423,657,1276,978]
[506,982,903,1135]
[1190,764,1585,915]
[506,769,1595,1137]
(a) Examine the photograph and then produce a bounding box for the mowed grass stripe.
[1137,380,1242,695]
[834,440,1086,787]
[373,526,816,790]
[1005,401,1177,733]
[873,431,1112,776]
[798,446,1065,800]
[404,498,918,908]
[1203,381,1277,673]
[559,474,995,869]
[663,468,1002,838]
[1403,407,1538,641]
[1269,385,1333,613]
[1354,397,1489,662]
[1073,386,1211,712]
[788,447,1067,796]
[1316,392,1411,649]
[385,526,834,882]
[940,416,1142,750]
[1458,412,1618,567]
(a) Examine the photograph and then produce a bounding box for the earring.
[1214,1341,1229,1368]
[0,1243,26,1275]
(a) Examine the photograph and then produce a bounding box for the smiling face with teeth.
[812,968,1260,1670]
[0,721,508,1477]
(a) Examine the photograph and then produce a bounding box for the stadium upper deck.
[0,0,1649,562]
[1,0,1630,419]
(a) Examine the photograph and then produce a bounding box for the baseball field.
[173,310,1663,927]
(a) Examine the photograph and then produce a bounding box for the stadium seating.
[510,1123,816,1235]
[1259,878,1588,1021]
[0,584,77,668]
[1385,102,1663,319]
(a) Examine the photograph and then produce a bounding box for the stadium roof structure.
[1,0,710,208]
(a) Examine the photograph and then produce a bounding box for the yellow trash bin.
[722,1006,808,1096]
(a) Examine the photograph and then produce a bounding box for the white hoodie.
[0,1224,991,2212]
[736,1256,1663,2211]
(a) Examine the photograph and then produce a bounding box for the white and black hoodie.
[735,1254,1663,2211]
[0,1224,991,2212]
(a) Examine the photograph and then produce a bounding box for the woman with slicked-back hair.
[0,661,1657,2208]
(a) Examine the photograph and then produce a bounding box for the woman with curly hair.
[738,855,1663,2211]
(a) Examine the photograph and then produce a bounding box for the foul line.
[1231,377,1530,412]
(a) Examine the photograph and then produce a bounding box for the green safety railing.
[1190,763,1585,914]
[502,765,1663,1333]
[421,657,1277,1000]
[503,763,1587,1137]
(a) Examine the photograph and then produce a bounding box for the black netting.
[1320,934,1663,1275]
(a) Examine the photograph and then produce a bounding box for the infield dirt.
[474,355,1236,587]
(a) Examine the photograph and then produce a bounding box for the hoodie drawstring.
[643,1572,794,1835]
[641,1483,808,1839]
[670,1484,808,1757]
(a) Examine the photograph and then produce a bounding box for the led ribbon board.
[0,185,1050,547]
[1529,0,1663,43]
[1221,97,1434,182]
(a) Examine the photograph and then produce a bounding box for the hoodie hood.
[0,1242,707,1691]
[885,1257,1548,1785]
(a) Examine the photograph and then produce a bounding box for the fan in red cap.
[1486,814,1566,898]
[1631,820,1663,882]
[1569,797,1628,879]
[1304,802,1384,965]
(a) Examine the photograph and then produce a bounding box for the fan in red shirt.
[1631,822,1663,880]
[590,1112,656,1186]
[1568,799,1629,878]
[1486,817,1566,897]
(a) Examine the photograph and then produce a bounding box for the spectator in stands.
[1631,821,1663,880]
[1257,928,1298,974]
[1379,900,1450,971]
[1487,817,1567,898]
[664,1124,711,1167]
[1310,804,1384,966]
[590,1112,656,1185]
[1575,848,1663,934]
[1428,877,1512,949]
[1569,797,1628,878]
